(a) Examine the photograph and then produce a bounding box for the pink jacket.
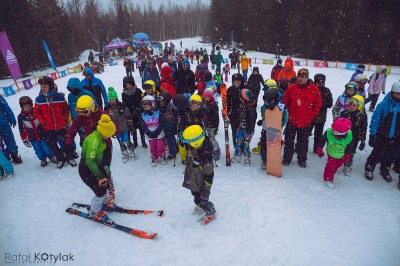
[368,67,387,95]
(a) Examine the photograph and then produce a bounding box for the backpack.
[368,73,386,83]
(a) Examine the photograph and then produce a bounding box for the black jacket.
[313,86,333,124]
[203,102,219,129]
[174,69,196,94]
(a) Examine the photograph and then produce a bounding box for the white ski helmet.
[391,81,400,93]
[142,95,155,108]
[161,62,169,69]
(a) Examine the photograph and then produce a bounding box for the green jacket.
[80,130,106,179]
[326,128,352,159]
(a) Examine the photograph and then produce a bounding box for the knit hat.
[297,68,309,78]
[107,87,118,101]
[97,114,116,138]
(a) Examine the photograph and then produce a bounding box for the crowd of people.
[1,43,399,225]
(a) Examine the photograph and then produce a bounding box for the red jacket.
[34,91,69,131]
[282,81,322,127]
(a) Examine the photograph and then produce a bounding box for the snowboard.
[265,106,282,177]
[220,83,231,166]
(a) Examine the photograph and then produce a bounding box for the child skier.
[365,65,387,112]
[158,92,178,160]
[317,118,353,189]
[332,82,357,120]
[258,88,288,169]
[339,95,368,176]
[181,124,216,224]
[104,87,134,162]
[17,96,54,167]
[213,69,223,95]
[140,95,166,166]
[232,89,257,165]
[202,89,220,160]
[79,114,117,223]
[222,63,230,82]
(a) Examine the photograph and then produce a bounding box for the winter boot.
[324,181,334,189]
[89,209,114,224]
[167,154,176,160]
[365,164,374,180]
[67,159,77,167]
[127,142,136,160]
[261,160,266,170]
[343,166,352,177]
[57,160,65,169]
[40,159,48,167]
[160,157,167,165]
[192,205,205,215]
[50,156,58,164]
[380,171,392,183]
[10,153,22,164]
[282,159,290,166]
[244,155,250,165]
[298,160,307,168]
[151,159,158,167]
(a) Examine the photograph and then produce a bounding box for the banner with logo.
[3,85,16,96]
[22,79,33,90]
[0,31,22,81]
[42,40,57,71]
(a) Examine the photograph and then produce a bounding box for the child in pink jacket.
[365,65,387,112]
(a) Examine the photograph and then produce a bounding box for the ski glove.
[23,140,32,148]
[9,122,16,128]
[359,141,365,151]
[98,177,108,188]
[382,91,385,95]
[368,135,376,148]
[343,154,351,163]
[257,120,262,126]
[192,157,201,168]
[316,147,324,158]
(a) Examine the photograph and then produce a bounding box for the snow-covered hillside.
[0,37,399,266]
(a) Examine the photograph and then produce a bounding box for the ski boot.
[298,161,307,168]
[151,159,158,167]
[380,171,392,183]
[72,151,79,159]
[57,160,65,169]
[108,187,116,201]
[127,142,136,159]
[192,205,205,216]
[198,202,216,225]
[160,157,167,165]
[365,164,374,180]
[50,156,58,164]
[102,200,118,212]
[89,209,114,224]
[324,181,334,189]
[40,159,48,167]
[199,213,216,225]
[251,146,260,153]
[343,166,352,177]
[67,159,77,167]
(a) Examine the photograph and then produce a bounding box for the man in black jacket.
[174,60,195,94]
[227,73,245,147]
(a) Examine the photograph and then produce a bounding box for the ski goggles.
[179,130,205,144]
[190,100,202,107]
[143,84,153,90]
[75,108,90,115]
[356,79,367,84]
[345,84,356,91]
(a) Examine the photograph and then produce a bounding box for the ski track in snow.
[0,37,399,266]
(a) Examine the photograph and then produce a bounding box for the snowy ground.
[0,37,399,266]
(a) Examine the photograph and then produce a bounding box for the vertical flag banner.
[22,79,33,90]
[0,31,22,81]
[42,40,57,71]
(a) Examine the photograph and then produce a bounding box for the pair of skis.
[66,203,163,239]
[220,83,231,166]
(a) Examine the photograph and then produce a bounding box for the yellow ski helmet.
[181,125,205,148]
[190,94,202,104]
[143,80,156,91]
[264,79,278,89]
[349,95,365,111]
[76,95,95,114]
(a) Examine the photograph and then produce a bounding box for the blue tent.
[133,32,150,47]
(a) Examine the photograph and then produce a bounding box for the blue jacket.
[0,95,16,126]
[67,78,96,120]
[142,67,160,85]
[370,93,400,138]
[80,68,108,108]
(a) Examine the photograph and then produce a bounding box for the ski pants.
[31,140,53,161]
[206,128,219,152]
[324,155,345,181]
[44,129,67,162]
[216,63,221,72]
[365,136,399,174]
[117,131,129,144]
[260,129,267,161]
[364,93,380,110]
[0,124,18,157]
[164,132,177,156]
[234,129,253,157]
[0,147,14,176]
[149,137,165,160]
[242,69,248,83]
[125,68,132,77]
[309,122,325,152]
[283,121,310,163]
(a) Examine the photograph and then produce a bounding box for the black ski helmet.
[159,92,172,103]
[19,96,33,108]
[263,88,279,110]
[278,78,289,91]
[277,58,282,64]
[38,76,54,87]
[232,73,244,83]
[314,73,326,84]
[172,94,189,111]
[253,67,259,73]
[204,71,212,82]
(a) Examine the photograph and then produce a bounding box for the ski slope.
[0,37,399,266]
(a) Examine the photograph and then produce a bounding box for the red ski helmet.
[331,118,352,135]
